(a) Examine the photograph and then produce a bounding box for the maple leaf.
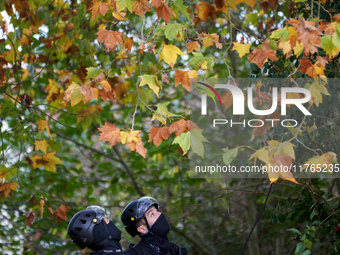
[278,40,292,55]
[302,152,338,173]
[306,80,330,107]
[151,0,165,8]
[24,210,37,226]
[321,35,340,58]
[169,119,188,136]
[98,122,121,146]
[80,85,99,104]
[161,73,170,84]
[53,204,69,224]
[137,41,145,54]
[174,70,198,92]
[96,28,123,53]
[0,181,18,198]
[232,42,251,58]
[268,155,298,184]
[190,129,208,158]
[31,152,63,173]
[198,1,215,22]
[35,139,48,154]
[112,9,126,21]
[151,102,175,125]
[100,80,112,92]
[90,0,110,20]
[299,58,326,78]
[186,41,200,54]
[123,37,133,55]
[132,0,149,17]
[120,130,146,158]
[248,39,278,68]
[172,132,190,155]
[199,33,220,48]
[63,82,85,107]
[36,119,52,140]
[221,91,233,111]
[148,126,170,146]
[99,89,116,102]
[267,140,295,160]
[250,147,270,165]
[159,44,185,69]
[95,72,106,83]
[156,4,176,23]
[139,74,162,97]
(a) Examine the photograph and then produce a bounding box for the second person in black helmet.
[121,196,187,255]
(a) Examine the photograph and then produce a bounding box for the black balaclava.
[141,213,171,254]
[88,220,122,252]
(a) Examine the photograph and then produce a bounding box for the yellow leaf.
[278,40,292,55]
[112,10,126,20]
[31,152,63,173]
[199,33,220,48]
[36,120,52,140]
[159,44,185,69]
[139,75,161,97]
[63,82,85,106]
[120,130,146,158]
[302,152,338,172]
[40,196,45,218]
[293,41,304,56]
[267,140,295,160]
[35,140,49,154]
[232,42,251,58]
[307,80,330,107]
[249,147,270,165]
[269,155,298,184]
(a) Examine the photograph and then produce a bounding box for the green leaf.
[139,74,162,97]
[295,242,305,255]
[245,13,258,25]
[300,251,311,255]
[321,35,338,57]
[174,0,191,21]
[151,102,176,125]
[287,228,302,236]
[303,239,312,249]
[270,28,290,41]
[332,25,340,50]
[172,132,190,155]
[85,67,102,79]
[189,52,214,69]
[157,23,187,41]
[190,129,208,158]
[222,147,238,165]
[310,207,318,220]
[116,0,133,12]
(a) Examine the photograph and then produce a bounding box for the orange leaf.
[98,122,121,146]
[40,196,45,218]
[95,72,106,83]
[124,38,133,55]
[156,4,176,23]
[138,41,145,54]
[24,210,37,226]
[80,85,99,103]
[90,0,110,20]
[299,58,325,78]
[186,41,200,54]
[148,126,170,146]
[221,91,233,111]
[100,80,112,92]
[151,0,165,8]
[120,130,146,158]
[0,182,18,198]
[248,39,278,68]
[198,1,215,22]
[99,89,116,102]
[169,119,188,136]
[96,28,123,53]
[135,141,146,158]
[174,70,198,92]
[199,32,220,48]
[132,0,149,17]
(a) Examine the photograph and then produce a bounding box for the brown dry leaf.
[302,152,338,172]
[269,155,298,184]
[156,4,176,23]
[24,210,37,226]
[95,72,106,83]
[120,130,146,158]
[169,119,188,136]
[138,41,145,54]
[299,58,325,78]
[99,89,116,102]
[248,39,278,68]
[132,0,149,17]
[199,32,220,48]
[316,55,329,67]
[28,195,36,205]
[80,85,99,104]
[148,126,170,146]
[98,122,121,146]
[186,41,200,53]
[161,73,170,84]
[187,120,201,131]
[221,91,233,111]
[96,28,123,53]
[90,0,110,20]
[53,204,69,224]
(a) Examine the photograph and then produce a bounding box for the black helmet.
[121,196,159,237]
[67,206,105,249]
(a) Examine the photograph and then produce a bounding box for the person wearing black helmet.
[121,196,187,255]
[67,205,127,255]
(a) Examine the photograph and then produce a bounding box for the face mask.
[89,220,122,251]
[149,213,170,237]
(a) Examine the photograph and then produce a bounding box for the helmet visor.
[136,196,159,216]
[86,205,105,221]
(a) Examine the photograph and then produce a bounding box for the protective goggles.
[86,205,105,222]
